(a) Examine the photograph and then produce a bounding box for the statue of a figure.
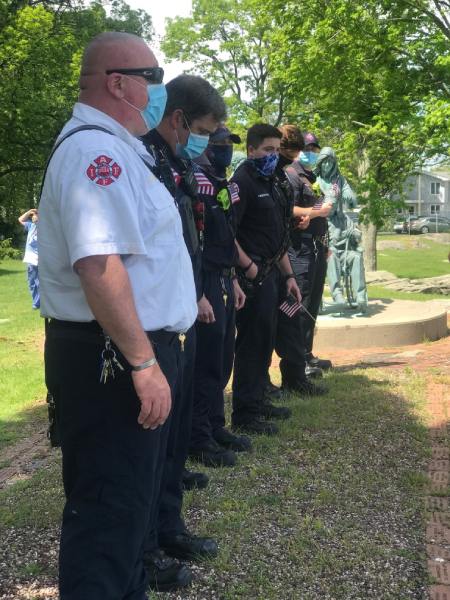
[315,147,368,312]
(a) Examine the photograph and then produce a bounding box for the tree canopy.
[163,0,449,267]
[1,0,449,265]
[0,0,152,238]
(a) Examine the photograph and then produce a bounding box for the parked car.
[409,215,450,234]
[393,215,419,234]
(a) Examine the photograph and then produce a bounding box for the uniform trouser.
[294,239,328,359]
[274,247,307,385]
[232,268,279,424]
[146,326,196,546]
[26,264,40,309]
[327,249,368,304]
[45,321,182,600]
[190,272,236,448]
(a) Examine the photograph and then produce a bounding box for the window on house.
[431,205,440,214]
[431,182,441,195]
[408,206,415,214]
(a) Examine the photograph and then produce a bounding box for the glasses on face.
[105,67,164,84]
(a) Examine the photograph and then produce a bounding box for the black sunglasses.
[105,67,164,84]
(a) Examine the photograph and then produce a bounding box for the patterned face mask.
[251,152,279,176]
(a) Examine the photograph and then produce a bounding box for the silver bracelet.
[131,357,157,372]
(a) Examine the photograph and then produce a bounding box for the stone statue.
[315,147,368,312]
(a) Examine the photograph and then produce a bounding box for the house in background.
[398,170,450,218]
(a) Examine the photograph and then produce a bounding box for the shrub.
[0,238,22,261]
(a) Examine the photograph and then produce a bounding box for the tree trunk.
[361,221,377,272]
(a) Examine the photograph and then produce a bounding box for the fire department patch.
[86,155,122,186]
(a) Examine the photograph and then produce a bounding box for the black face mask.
[209,145,233,170]
[278,153,293,169]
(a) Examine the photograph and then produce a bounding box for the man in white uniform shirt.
[38,32,197,599]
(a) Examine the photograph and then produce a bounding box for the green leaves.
[0,1,152,231]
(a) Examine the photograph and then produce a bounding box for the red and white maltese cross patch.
[86,155,122,186]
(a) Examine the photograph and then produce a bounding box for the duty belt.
[45,318,182,346]
[300,232,329,246]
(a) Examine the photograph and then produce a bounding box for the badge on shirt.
[86,155,122,186]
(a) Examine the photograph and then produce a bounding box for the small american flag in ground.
[279,296,302,318]
[311,197,323,211]
[228,182,240,203]
[194,171,215,195]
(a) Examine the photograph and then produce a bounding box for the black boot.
[181,468,209,490]
[232,417,279,436]
[283,379,328,396]
[189,439,237,467]
[304,364,323,378]
[160,532,218,561]
[144,549,192,592]
[213,426,252,452]
[260,400,291,420]
[307,354,332,371]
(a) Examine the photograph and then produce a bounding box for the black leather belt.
[46,318,180,345]
[299,233,328,244]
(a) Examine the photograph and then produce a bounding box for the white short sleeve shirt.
[38,103,197,332]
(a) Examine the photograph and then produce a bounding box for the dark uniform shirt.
[231,160,290,260]
[142,129,203,300]
[285,161,327,246]
[193,165,239,273]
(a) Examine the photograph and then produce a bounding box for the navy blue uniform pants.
[190,272,235,448]
[147,326,196,546]
[232,268,279,424]
[45,321,182,600]
[274,247,307,385]
[294,240,328,358]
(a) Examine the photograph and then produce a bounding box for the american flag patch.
[311,198,323,211]
[279,296,302,318]
[194,171,215,195]
[228,182,240,203]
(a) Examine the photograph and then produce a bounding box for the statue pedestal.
[313,298,448,350]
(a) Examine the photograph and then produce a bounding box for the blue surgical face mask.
[123,78,167,131]
[298,151,318,168]
[251,152,279,176]
[176,131,210,159]
[209,145,233,170]
[141,83,167,130]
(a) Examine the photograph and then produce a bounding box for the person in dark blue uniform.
[285,130,333,377]
[188,126,251,468]
[274,125,330,392]
[231,124,302,436]
[141,75,226,591]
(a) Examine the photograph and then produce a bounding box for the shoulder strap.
[38,125,114,203]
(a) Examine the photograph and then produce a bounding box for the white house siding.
[401,171,450,219]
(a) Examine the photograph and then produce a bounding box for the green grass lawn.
[0,252,445,598]
[0,365,433,599]
[0,259,47,450]
[376,235,450,279]
[1,235,449,453]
